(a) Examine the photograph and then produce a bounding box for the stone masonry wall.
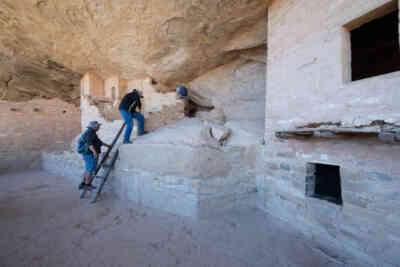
[42,118,260,218]
[261,1,400,266]
[112,118,260,218]
[0,99,80,173]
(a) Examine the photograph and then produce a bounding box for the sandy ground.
[0,171,350,267]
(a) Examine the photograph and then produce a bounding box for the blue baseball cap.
[176,86,188,99]
[87,121,101,129]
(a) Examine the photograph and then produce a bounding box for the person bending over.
[119,89,145,144]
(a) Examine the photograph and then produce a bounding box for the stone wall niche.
[306,163,342,205]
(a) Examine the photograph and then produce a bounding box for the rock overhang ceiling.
[0,0,268,103]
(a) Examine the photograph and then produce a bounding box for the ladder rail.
[91,150,119,203]
[94,122,126,175]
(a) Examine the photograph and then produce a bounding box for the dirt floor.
[0,171,355,267]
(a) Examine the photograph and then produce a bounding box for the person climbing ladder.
[78,121,111,190]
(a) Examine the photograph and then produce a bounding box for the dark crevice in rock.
[235,43,267,53]
[4,75,12,88]
[36,0,47,9]
[47,60,66,71]
[1,75,12,100]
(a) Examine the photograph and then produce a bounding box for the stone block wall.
[0,99,80,173]
[42,118,260,219]
[112,138,259,218]
[257,139,400,265]
[42,150,84,184]
[266,0,399,131]
[262,0,400,265]
[112,168,257,218]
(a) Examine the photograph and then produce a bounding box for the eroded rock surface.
[0,54,81,105]
[0,0,268,103]
[189,56,266,122]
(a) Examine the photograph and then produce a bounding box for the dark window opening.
[306,163,342,205]
[351,10,400,81]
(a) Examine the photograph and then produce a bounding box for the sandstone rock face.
[0,0,268,103]
[189,57,266,122]
[0,54,81,105]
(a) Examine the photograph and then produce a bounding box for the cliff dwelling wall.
[0,99,80,173]
[260,0,400,265]
[79,39,266,146]
[42,36,267,218]
[79,72,186,144]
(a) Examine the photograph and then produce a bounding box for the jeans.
[119,109,145,142]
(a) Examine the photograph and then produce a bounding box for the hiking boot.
[78,182,85,190]
[123,140,133,144]
[140,131,149,136]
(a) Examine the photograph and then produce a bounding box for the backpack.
[77,131,89,154]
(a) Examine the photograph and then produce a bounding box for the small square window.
[306,163,342,205]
